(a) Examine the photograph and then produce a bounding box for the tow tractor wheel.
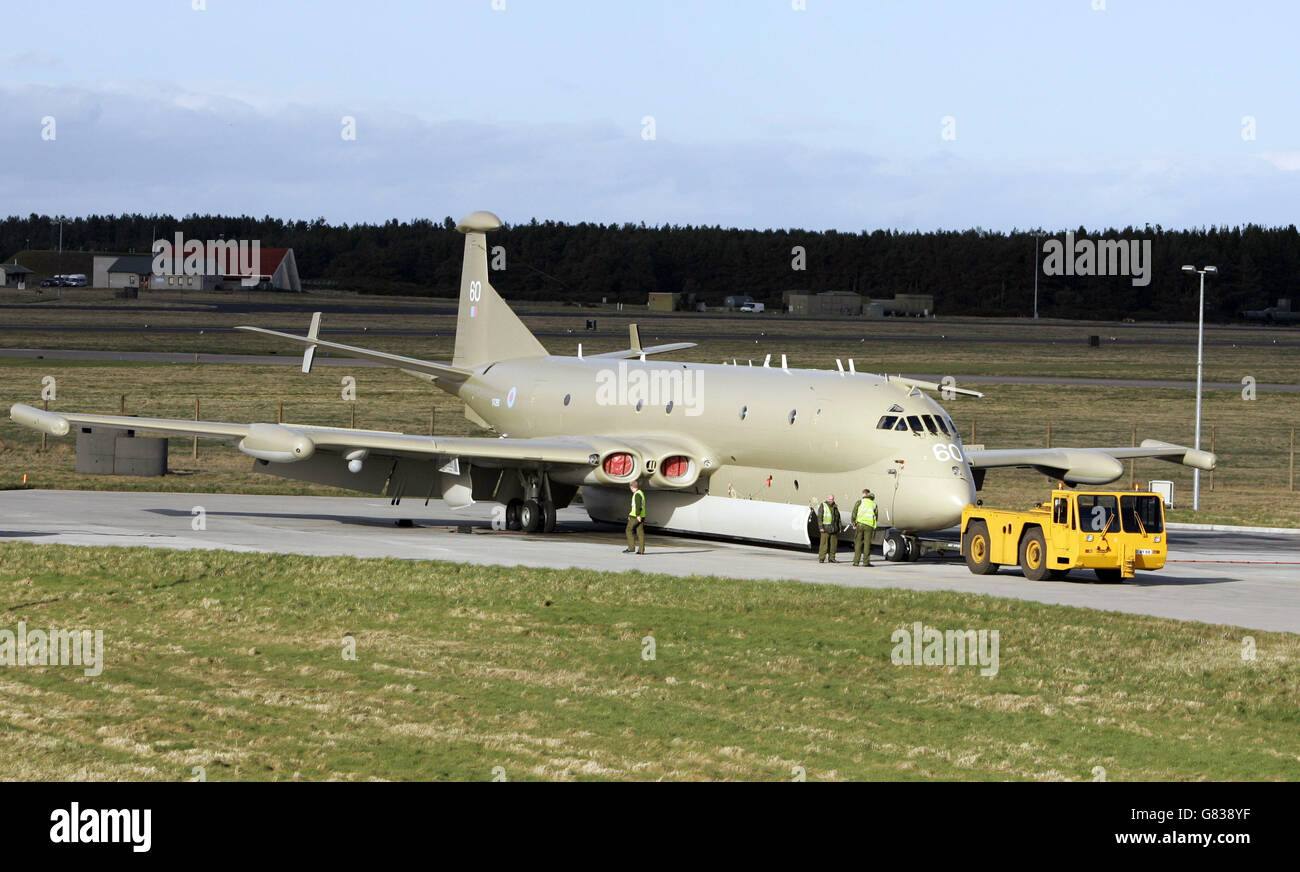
[963,520,998,575]
[520,499,542,533]
[883,530,908,562]
[1018,527,1049,581]
[541,499,557,533]
[505,498,523,531]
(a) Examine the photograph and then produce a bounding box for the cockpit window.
[921,415,939,435]
[877,415,899,430]
[893,418,907,431]
[934,416,951,435]
[906,415,923,433]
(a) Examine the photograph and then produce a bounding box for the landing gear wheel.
[520,499,542,533]
[1094,568,1124,583]
[883,531,907,562]
[963,520,998,575]
[905,535,921,561]
[541,499,557,533]
[1019,527,1049,581]
[505,498,523,531]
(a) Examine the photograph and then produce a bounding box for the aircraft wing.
[10,403,711,487]
[965,439,1216,486]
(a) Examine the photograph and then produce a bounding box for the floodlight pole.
[1182,265,1217,511]
[1032,233,1042,319]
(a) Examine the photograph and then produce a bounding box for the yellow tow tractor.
[960,488,1168,582]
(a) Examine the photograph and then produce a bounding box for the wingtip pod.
[1140,439,1217,471]
[10,403,70,437]
[455,211,502,234]
[238,423,315,463]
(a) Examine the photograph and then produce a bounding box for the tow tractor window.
[906,415,923,433]
[1076,494,1119,533]
[921,415,939,435]
[1053,497,1068,525]
[877,415,899,430]
[1121,494,1164,534]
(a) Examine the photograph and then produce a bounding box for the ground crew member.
[624,481,646,554]
[817,493,842,563]
[850,488,878,566]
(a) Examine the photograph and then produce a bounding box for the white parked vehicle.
[739,302,765,313]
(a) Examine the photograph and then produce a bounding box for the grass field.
[0,542,1295,781]
[3,287,1299,383]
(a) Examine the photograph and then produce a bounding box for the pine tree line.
[4,213,1296,321]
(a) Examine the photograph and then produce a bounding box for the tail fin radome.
[452,211,547,368]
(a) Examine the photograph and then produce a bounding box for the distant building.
[647,292,678,312]
[788,290,863,316]
[723,294,755,310]
[0,262,33,287]
[152,246,302,291]
[104,256,160,289]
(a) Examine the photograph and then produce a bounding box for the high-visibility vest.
[821,502,835,524]
[630,489,646,518]
[855,497,877,526]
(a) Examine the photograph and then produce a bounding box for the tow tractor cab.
[960,488,1167,582]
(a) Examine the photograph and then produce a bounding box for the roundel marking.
[506,387,517,408]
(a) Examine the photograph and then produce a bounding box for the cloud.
[2,82,1298,231]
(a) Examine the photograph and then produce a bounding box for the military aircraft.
[9,210,1217,560]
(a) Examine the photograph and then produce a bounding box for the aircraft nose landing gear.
[883,530,921,562]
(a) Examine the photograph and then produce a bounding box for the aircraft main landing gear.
[505,477,557,534]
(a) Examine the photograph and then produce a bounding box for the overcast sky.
[3,0,1298,231]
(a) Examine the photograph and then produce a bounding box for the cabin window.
[877,415,899,430]
[1121,495,1164,534]
[563,394,571,406]
[788,409,797,424]
[665,401,674,414]
[635,399,643,412]
[740,405,748,420]
[1076,494,1119,533]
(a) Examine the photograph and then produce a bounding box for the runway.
[2,348,1297,392]
[2,489,1297,634]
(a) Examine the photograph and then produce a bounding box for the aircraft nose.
[891,473,976,531]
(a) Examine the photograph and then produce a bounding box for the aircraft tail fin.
[452,211,547,368]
